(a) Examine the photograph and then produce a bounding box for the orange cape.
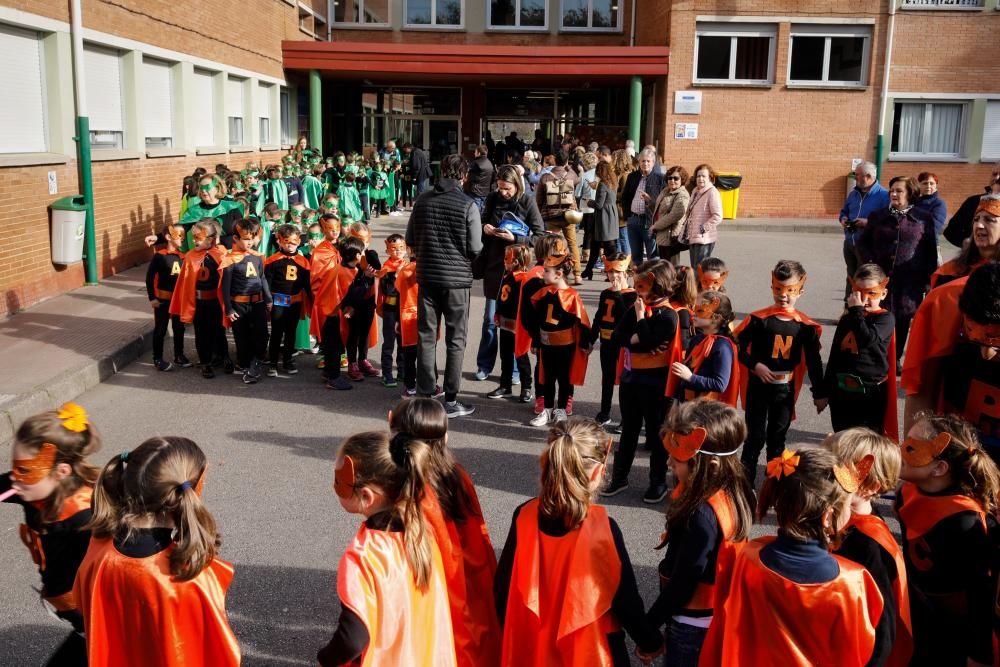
[896,481,987,542]
[421,468,501,667]
[680,490,743,611]
[733,306,823,419]
[395,261,421,347]
[530,286,591,386]
[337,520,457,667]
[264,252,313,320]
[665,334,740,407]
[846,513,913,667]
[701,537,883,667]
[930,257,984,289]
[74,538,240,667]
[514,266,545,358]
[168,245,227,324]
[901,277,967,399]
[501,499,621,666]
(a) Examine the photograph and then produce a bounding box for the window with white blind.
[257,83,272,146]
[192,69,216,147]
[982,102,1000,161]
[143,58,173,148]
[890,101,968,160]
[84,44,125,149]
[0,23,47,153]
[226,77,245,146]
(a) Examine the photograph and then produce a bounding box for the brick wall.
[0,150,285,317]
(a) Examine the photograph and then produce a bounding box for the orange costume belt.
[540,328,575,346]
[197,289,219,300]
[600,328,613,340]
[497,316,517,332]
[765,371,793,384]
[626,350,670,370]
[384,295,398,306]
[232,293,263,304]
[154,288,173,300]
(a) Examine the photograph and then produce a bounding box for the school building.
[0,0,996,315]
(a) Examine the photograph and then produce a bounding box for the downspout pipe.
[875,0,897,181]
[71,0,98,285]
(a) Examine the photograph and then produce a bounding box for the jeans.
[416,178,431,195]
[380,308,403,381]
[665,620,709,667]
[476,298,498,374]
[688,242,716,269]
[417,285,470,400]
[626,214,656,266]
[617,225,631,256]
[472,195,487,216]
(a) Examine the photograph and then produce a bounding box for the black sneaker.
[445,400,476,418]
[595,413,611,426]
[487,386,512,399]
[283,360,298,375]
[243,371,258,385]
[201,365,215,379]
[223,359,235,374]
[154,359,173,372]
[173,354,193,368]
[519,388,534,403]
[604,421,622,434]
[643,484,669,504]
[600,478,629,497]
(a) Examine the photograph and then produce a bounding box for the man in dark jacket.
[943,164,1000,247]
[405,154,483,418]
[621,147,666,265]
[406,142,434,196]
[466,144,495,215]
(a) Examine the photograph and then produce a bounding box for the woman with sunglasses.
[650,166,691,266]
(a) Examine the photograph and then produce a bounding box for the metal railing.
[900,0,985,8]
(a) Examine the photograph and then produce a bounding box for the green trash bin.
[50,195,87,265]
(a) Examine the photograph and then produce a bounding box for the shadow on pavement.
[0,623,76,665]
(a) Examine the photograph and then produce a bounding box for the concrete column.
[629,75,642,147]
[310,69,322,154]
[121,50,143,152]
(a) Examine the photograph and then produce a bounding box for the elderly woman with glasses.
[649,166,691,266]
[942,162,1000,248]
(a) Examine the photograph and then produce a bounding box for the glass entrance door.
[428,119,459,161]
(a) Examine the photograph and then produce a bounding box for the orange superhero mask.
[697,266,728,291]
[771,273,807,298]
[348,225,371,244]
[167,226,186,244]
[662,428,708,462]
[604,257,631,273]
[334,455,357,499]
[191,227,210,244]
[900,432,952,467]
[320,217,341,236]
[12,442,58,485]
[833,454,875,493]
[280,231,302,246]
[693,297,722,319]
[543,252,572,268]
[850,277,889,302]
[386,238,407,252]
[504,245,518,264]
[962,317,1000,348]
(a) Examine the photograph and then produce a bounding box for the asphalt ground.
[0,219,889,665]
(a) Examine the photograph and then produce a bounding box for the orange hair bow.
[766,449,800,479]
[900,432,952,467]
[833,454,875,493]
[57,403,88,433]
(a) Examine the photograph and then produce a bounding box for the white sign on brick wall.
[674,91,702,115]
[675,123,699,140]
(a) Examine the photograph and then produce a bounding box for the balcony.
[900,0,985,8]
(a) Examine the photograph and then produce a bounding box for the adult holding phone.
[839,161,889,299]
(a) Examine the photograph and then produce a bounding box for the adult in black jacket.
[406,143,433,196]
[473,164,544,380]
[943,170,1000,247]
[466,145,495,213]
[405,154,483,418]
[620,148,666,265]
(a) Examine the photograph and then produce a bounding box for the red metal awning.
[282,41,668,83]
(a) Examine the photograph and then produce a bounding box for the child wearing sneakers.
[145,223,192,371]
[265,224,311,376]
[486,243,535,405]
[377,235,408,387]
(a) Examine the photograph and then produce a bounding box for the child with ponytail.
[390,398,501,666]
[669,264,698,351]
[494,417,663,666]
[319,430,456,666]
[701,446,884,666]
[667,291,740,407]
[3,403,101,666]
[644,399,753,665]
[895,413,1000,667]
[75,436,240,667]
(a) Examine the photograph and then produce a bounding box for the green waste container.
[50,195,87,265]
[716,172,742,220]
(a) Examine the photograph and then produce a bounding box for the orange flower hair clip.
[766,449,801,479]
[57,402,88,433]
[900,432,952,467]
[833,454,875,493]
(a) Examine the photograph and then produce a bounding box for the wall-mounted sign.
[674,91,702,115]
[675,123,699,140]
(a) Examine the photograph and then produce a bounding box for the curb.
[0,324,154,448]
[724,221,840,235]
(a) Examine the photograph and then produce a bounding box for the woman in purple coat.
[856,175,937,366]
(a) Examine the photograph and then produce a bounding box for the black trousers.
[612,382,668,486]
[599,344,620,418]
[401,345,418,390]
[230,301,269,368]
[321,315,344,380]
[401,179,413,207]
[193,300,227,365]
[657,244,682,268]
[153,303,185,361]
[829,382,889,435]
[268,302,301,365]
[498,329,532,391]
[584,239,617,277]
[539,344,574,409]
[741,378,795,485]
[347,307,375,364]
[381,308,404,380]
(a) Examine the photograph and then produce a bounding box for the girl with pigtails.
[319,430,457,667]
[74,436,240,667]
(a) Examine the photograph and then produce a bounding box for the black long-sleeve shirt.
[824,307,895,391]
[518,272,546,348]
[264,254,311,299]
[647,502,721,625]
[736,312,825,398]
[591,288,636,346]
[221,254,272,314]
[145,250,183,300]
[611,303,679,387]
[493,500,662,660]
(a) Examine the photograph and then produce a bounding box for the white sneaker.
[529,409,551,427]
[552,408,568,423]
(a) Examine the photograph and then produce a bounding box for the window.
[891,101,967,159]
[257,83,273,145]
[84,44,125,149]
[489,0,547,29]
[334,0,390,25]
[226,76,245,146]
[788,25,870,86]
[982,101,1000,161]
[192,69,216,147]
[280,87,292,145]
[405,0,463,27]
[694,23,776,84]
[142,58,174,148]
[0,23,46,153]
[561,0,621,31]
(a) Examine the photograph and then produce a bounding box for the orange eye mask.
[697,267,728,291]
[167,227,186,243]
[348,227,371,244]
[334,455,357,499]
[12,443,58,486]
[833,454,875,493]
[386,239,407,252]
[192,229,209,244]
[662,428,708,462]
[850,277,889,302]
[963,318,1000,348]
[504,246,517,263]
[320,219,341,235]
[604,257,631,274]
[900,432,952,467]
[543,252,571,268]
[282,233,302,246]
[771,273,807,297]
[693,297,721,319]
[236,228,257,241]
